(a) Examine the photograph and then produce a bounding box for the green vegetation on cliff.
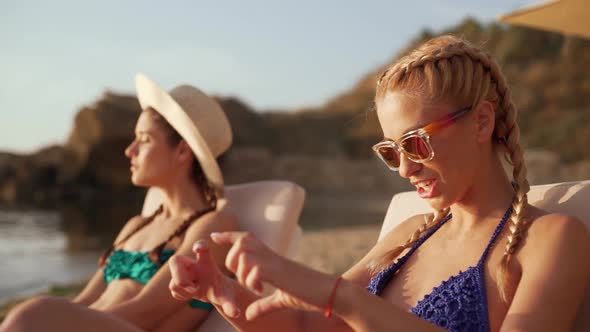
[316,18,590,162]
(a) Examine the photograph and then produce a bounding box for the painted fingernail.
[193,242,204,252]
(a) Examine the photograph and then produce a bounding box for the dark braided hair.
[147,206,215,263]
[99,205,163,266]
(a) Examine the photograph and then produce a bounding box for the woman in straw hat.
[1,73,238,332]
[169,35,590,332]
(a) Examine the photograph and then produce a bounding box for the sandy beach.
[295,224,381,275]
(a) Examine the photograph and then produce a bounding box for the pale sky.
[0,0,543,153]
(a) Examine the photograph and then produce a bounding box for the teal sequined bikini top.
[103,249,174,285]
[102,205,216,310]
[103,248,213,310]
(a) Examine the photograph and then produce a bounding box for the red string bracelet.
[324,276,343,318]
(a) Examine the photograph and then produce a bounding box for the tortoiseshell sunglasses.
[372,106,472,171]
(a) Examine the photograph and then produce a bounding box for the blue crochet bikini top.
[367,206,513,332]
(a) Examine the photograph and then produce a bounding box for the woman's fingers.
[221,301,241,318]
[169,278,196,301]
[192,239,209,255]
[210,231,245,246]
[207,274,241,318]
[193,239,216,267]
[169,241,224,304]
[244,291,287,321]
[190,240,242,317]
[213,232,279,297]
[245,265,264,294]
[217,232,267,278]
[222,232,252,274]
[212,232,263,274]
[169,255,198,287]
[236,251,254,286]
[169,255,208,301]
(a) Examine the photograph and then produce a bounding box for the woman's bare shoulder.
[342,213,430,283]
[378,213,432,246]
[505,208,590,330]
[184,209,238,240]
[362,212,431,261]
[177,209,239,258]
[211,209,239,231]
[519,206,590,262]
[525,205,588,240]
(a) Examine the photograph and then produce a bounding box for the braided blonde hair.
[371,35,529,302]
[369,208,450,273]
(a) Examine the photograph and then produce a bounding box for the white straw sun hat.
[135,73,232,199]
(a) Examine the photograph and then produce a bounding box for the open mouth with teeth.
[415,179,437,198]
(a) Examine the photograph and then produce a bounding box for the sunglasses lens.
[377,145,400,169]
[400,136,431,161]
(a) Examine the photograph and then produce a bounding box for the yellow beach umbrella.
[498,0,590,39]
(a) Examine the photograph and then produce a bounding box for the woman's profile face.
[375,91,481,210]
[124,111,179,187]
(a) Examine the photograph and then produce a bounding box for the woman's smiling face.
[375,91,481,210]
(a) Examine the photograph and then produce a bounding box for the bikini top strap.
[478,206,514,265]
[394,213,453,267]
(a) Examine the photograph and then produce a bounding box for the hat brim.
[135,73,224,194]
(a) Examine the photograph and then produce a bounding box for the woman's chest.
[121,223,184,251]
[375,242,516,331]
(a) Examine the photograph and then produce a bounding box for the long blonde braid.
[369,208,450,274]
[489,55,531,303]
[371,35,529,302]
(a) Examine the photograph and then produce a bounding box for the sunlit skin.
[125,112,186,189]
[373,92,519,329]
[0,112,238,332]
[168,92,590,332]
[374,91,516,216]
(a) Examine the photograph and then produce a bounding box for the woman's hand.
[211,232,339,321]
[168,240,241,317]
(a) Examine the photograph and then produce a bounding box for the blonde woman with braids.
[168,35,590,332]
[0,73,238,332]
